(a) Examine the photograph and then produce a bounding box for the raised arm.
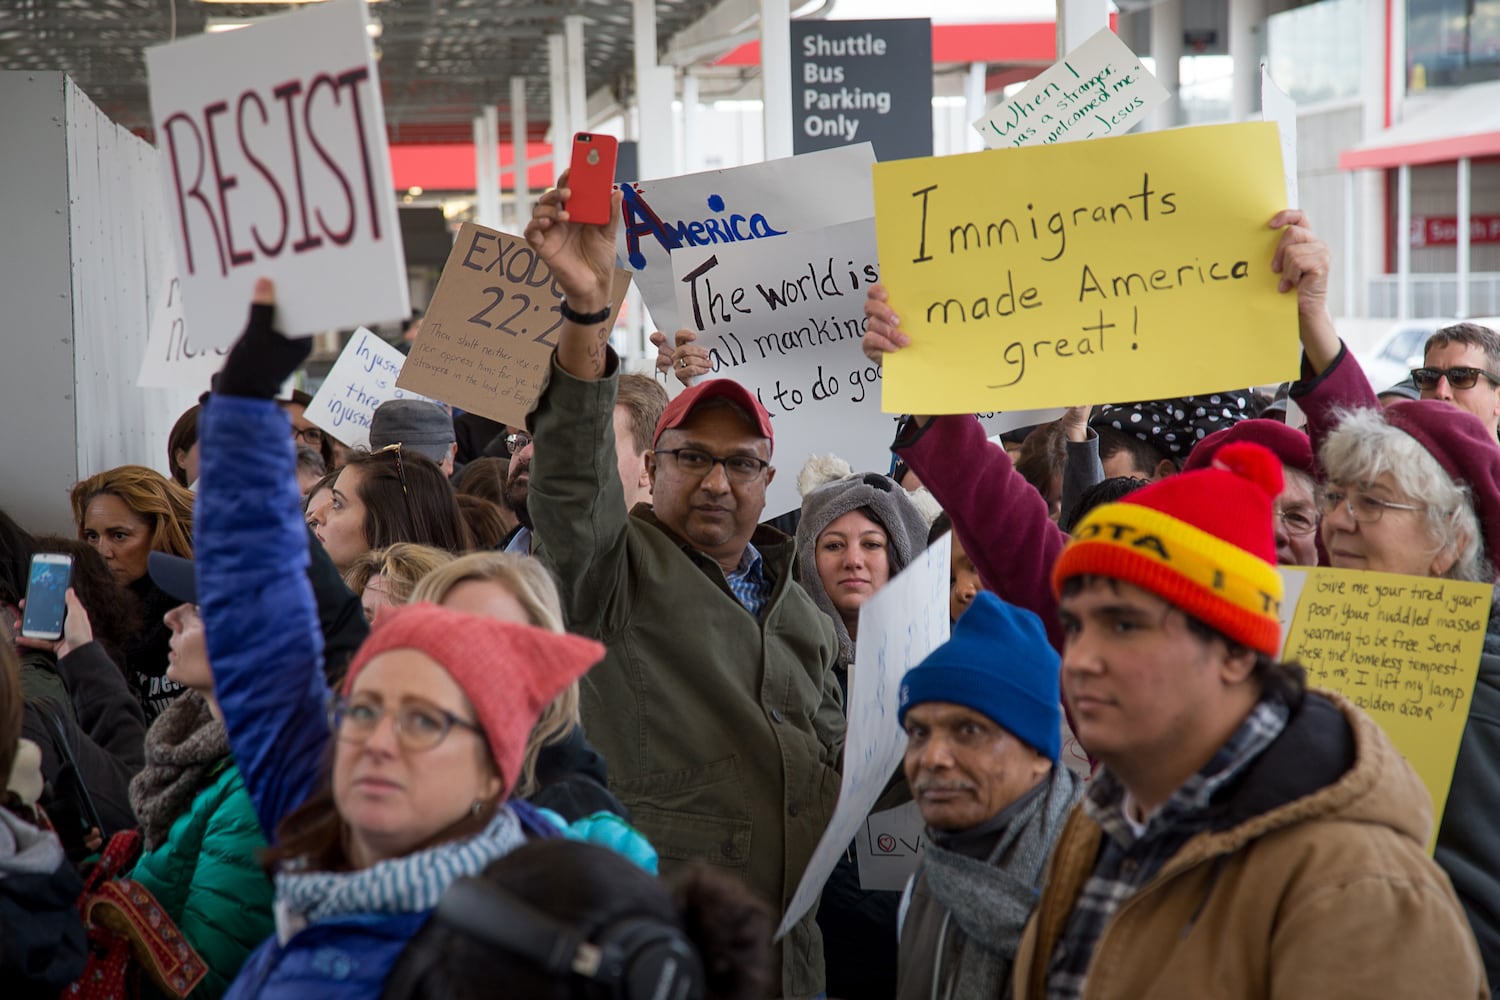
[197,281,330,838]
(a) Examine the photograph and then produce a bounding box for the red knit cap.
[1052,442,1286,655]
[340,603,605,799]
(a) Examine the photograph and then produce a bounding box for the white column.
[761,0,793,160]
[565,16,587,135]
[1344,170,1358,318]
[548,34,568,185]
[510,76,530,229]
[634,0,676,180]
[1458,157,1472,318]
[964,63,987,153]
[1228,0,1266,122]
[681,71,699,174]
[1149,0,1182,130]
[1055,0,1109,56]
[1397,163,1411,319]
[472,109,500,228]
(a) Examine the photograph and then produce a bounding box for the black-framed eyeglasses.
[504,432,531,453]
[1410,366,1500,391]
[375,442,416,528]
[294,426,325,446]
[1273,505,1319,536]
[329,694,483,752]
[654,447,770,484]
[1318,487,1423,524]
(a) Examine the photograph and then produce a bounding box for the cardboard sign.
[778,534,950,939]
[617,143,876,333]
[1279,567,1490,848]
[973,28,1168,150]
[303,328,431,449]
[145,0,408,347]
[855,800,926,892]
[1260,65,1299,210]
[792,18,933,161]
[397,223,630,427]
[136,273,229,390]
[873,121,1297,415]
[670,219,890,516]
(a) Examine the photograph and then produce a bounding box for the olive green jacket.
[530,355,845,999]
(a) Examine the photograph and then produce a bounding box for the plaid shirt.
[1044,697,1290,1000]
[725,542,772,618]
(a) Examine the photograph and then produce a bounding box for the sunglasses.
[375,442,416,529]
[1410,366,1500,391]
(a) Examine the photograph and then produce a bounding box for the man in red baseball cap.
[520,180,845,999]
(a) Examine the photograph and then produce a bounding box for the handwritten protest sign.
[1280,567,1489,847]
[137,274,229,390]
[146,0,408,347]
[855,800,926,891]
[618,144,875,332]
[671,219,891,516]
[303,329,431,449]
[779,533,950,939]
[1261,65,1299,209]
[973,28,1167,150]
[397,223,630,428]
[873,122,1297,415]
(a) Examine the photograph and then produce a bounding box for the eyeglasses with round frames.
[1318,487,1423,524]
[504,432,531,453]
[328,694,483,752]
[294,426,326,446]
[1273,505,1319,536]
[653,447,770,484]
[1410,366,1500,392]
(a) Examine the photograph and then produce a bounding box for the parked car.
[1356,318,1454,392]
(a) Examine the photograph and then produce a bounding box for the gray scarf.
[128,691,231,851]
[921,764,1083,1000]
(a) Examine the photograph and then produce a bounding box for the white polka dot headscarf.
[1091,392,1255,458]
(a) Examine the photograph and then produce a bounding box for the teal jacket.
[130,762,273,998]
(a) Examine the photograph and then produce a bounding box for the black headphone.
[385,875,707,1000]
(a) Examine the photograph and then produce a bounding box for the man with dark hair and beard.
[501,427,534,554]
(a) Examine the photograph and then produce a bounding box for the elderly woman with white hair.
[1314,398,1500,991]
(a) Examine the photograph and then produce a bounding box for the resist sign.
[146,0,408,347]
[873,122,1298,414]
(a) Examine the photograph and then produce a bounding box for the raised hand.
[863,284,910,364]
[525,171,621,315]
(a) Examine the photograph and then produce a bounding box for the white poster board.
[136,272,229,390]
[973,28,1168,149]
[855,800,927,892]
[1260,64,1299,210]
[303,328,431,449]
[777,533,951,939]
[619,144,876,333]
[670,219,893,516]
[145,0,408,347]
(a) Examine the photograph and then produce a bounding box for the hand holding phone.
[565,133,619,226]
[22,553,72,642]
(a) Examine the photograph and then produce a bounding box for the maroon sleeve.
[1288,341,1380,473]
[895,414,1070,651]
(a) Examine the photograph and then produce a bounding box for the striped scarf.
[273,806,527,942]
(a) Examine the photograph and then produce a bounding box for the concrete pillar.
[548,34,568,185]
[1229,0,1266,121]
[1458,157,1471,317]
[473,107,500,228]
[964,63,987,153]
[1055,0,1109,57]
[634,0,676,180]
[761,0,793,160]
[1343,170,1358,318]
[681,71,699,174]
[565,16,587,135]
[1149,0,1181,130]
[1397,163,1411,319]
[510,76,530,229]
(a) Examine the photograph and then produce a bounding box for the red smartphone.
[566,132,618,226]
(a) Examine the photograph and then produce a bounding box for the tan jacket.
[529,357,844,999]
[1014,691,1488,1000]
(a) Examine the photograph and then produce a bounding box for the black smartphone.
[22,553,72,641]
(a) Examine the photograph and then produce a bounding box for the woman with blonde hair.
[70,465,196,720]
[343,544,455,626]
[407,552,623,818]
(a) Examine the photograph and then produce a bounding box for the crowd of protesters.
[1,176,1498,1000]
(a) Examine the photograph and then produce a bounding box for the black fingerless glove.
[214,301,312,399]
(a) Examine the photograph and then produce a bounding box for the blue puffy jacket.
[196,395,555,1000]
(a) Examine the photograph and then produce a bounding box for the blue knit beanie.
[898,592,1061,762]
